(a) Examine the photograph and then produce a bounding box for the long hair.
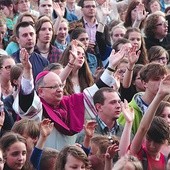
[59,41,94,95]
[124,27,148,65]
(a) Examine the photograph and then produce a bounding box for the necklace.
[39,50,49,54]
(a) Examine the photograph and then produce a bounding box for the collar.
[54,41,67,51]
[83,17,98,26]
[96,116,119,135]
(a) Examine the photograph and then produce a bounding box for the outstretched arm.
[130,74,170,155]
[119,99,134,157]
[122,46,140,88]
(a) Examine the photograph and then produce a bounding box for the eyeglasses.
[83,5,96,8]
[1,65,12,70]
[79,37,89,41]
[157,57,168,62]
[156,20,168,27]
[40,84,64,90]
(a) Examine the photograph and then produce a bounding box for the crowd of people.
[0,0,170,169]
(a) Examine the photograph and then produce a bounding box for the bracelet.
[98,22,104,26]
[127,67,134,71]
[107,67,115,72]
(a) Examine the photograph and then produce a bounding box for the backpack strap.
[142,149,148,170]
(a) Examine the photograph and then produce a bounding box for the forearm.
[83,136,91,148]
[36,136,47,150]
[119,122,133,157]
[104,159,112,170]
[54,16,62,35]
[122,64,134,88]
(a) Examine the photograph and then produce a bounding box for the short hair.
[12,119,40,139]
[0,132,26,158]
[139,63,167,82]
[132,64,144,82]
[93,87,117,105]
[144,12,165,38]
[147,116,170,143]
[16,12,37,25]
[44,63,63,71]
[110,24,127,37]
[70,27,87,40]
[39,147,59,170]
[10,63,23,90]
[14,21,35,38]
[113,154,143,170]
[148,46,169,63]
[56,145,89,170]
[148,0,160,12]
[78,0,96,8]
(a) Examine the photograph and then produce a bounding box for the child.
[0,132,27,170]
[56,145,90,170]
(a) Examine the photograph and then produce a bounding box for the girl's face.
[77,33,89,51]
[160,106,170,126]
[56,22,68,43]
[0,150,4,170]
[152,52,168,66]
[0,6,12,18]
[128,31,142,51]
[64,154,86,170]
[71,46,85,69]
[5,141,27,170]
[0,58,15,81]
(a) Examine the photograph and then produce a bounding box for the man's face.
[81,0,96,18]
[38,21,53,44]
[97,91,121,120]
[38,72,64,106]
[17,0,30,13]
[38,0,53,17]
[143,75,165,96]
[17,25,36,51]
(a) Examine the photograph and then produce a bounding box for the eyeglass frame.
[40,84,64,90]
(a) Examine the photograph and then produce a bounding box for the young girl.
[56,145,90,170]
[124,27,148,65]
[0,132,27,170]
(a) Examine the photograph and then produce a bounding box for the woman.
[59,41,94,95]
[0,132,27,170]
[147,45,169,66]
[124,27,148,65]
[56,145,90,170]
[0,55,15,99]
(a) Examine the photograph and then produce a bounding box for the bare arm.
[119,99,134,157]
[130,74,170,154]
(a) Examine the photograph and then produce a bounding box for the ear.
[95,103,102,112]
[142,80,147,89]
[37,87,43,97]
[33,137,38,145]
[9,4,14,11]
[13,79,18,86]
[16,36,20,44]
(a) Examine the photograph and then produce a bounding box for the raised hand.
[84,120,97,138]
[136,3,148,22]
[158,74,170,97]
[20,48,32,70]
[105,143,119,160]
[53,2,64,17]
[39,118,54,138]
[127,46,140,66]
[108,45,130,68]
[120,99,134,123]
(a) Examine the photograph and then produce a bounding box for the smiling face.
[5,141,27,170]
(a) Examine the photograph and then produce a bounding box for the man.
[118,63,167,134]
[13,44,128,150]
[12,21,49,79]
[34,16,62,63]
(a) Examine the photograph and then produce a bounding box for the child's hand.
[39,118,54,138]
[105,143,119,160]
[84,120,97,138]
